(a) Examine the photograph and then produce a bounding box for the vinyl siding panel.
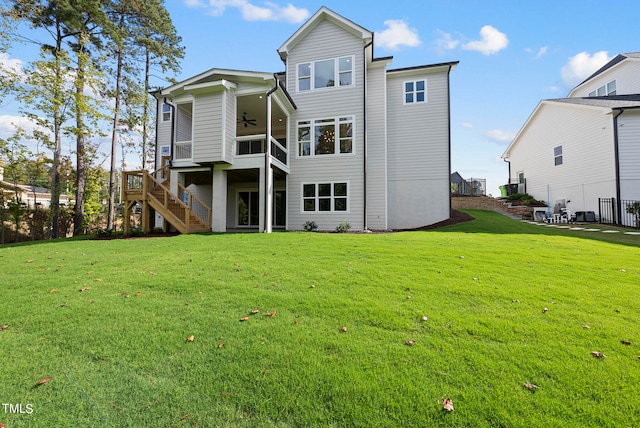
[156,100,172,167]
[386,70,450,229]
[618,110,640,201]
[571,61,640,97]
[192,92,224,163]
[224,92,236,163]
[366,65,387,230]
[509,102,616,212]
[286,18,366,231]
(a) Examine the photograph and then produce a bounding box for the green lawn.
[1,210,639,427]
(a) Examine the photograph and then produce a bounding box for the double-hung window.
[297,56,353,92]
[554,145,563,166]
[302,182,348,212]
[297,116,354,157]
[161,103,171,122]
[404,80,426,104]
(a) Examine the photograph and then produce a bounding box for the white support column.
[264,88,274,233]
[212,168,227,232]
[258,166,266,233]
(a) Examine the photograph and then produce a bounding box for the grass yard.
[0,210,639,427]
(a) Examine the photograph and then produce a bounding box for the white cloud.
[461,122,473,128]
[462,25,508,55]
[0,53,23,75]
[484,129,515,145]
[561,51,612,87]
[376,19,421,50]
[184,0,309,23]
[434,30,459,51]
[525,46,547,58]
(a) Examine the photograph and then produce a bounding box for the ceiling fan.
[238,112,257,127]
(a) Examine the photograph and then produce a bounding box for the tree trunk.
[50,19,64,239]
[73,42,87,236]
[142,48,150,170]
[107,17,124,231]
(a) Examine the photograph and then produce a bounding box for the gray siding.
[286,19,366,231]
[156,100,172,168]
[618,110,640,201]
[386,70,451,229]
[224,91,236,163]
[192,92,224,163]
[366,64,388,230]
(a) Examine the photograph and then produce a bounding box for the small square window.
[404,80,426,104]
[303,184,315,198]
[162,103,171,122]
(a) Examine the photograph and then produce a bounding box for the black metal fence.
[598,198,640,229]
[451,178,486,196]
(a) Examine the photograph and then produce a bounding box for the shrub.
[127,227,146,237]
[507,193,546,206]
[335,221,351,233]
[95,228,113,237]
[303,221,318,232]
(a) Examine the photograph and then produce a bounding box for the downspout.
[264,76,279,233]
[163,97,176,168]
[612,108,624,224]
[363,39,373,231]
[446,63,453,217]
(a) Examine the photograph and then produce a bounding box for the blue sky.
[3,0,640,196]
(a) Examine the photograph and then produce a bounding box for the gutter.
[612,108,624,224]
[363,38,373,231]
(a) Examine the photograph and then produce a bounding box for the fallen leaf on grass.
[26,259,34,263]
[186,335,195,342]
[341,326,347,332]
[591,351,606,359]
[442,398,454,412]
[583,325,590,329]
[147,271,157,276]
[240,316,250,321]
[218,342,225,348]
[79,287,90,292]
[511,299,520,303]
[251,309,260,314]
[95,278,103,282]
[421,316,428,321]
[49,289,56,293]
[0,324,8,331]
[406,340,416,346]
[135,292,142,296]
[265,311,276,317]
[181,414,189,420]
[524,382,539,390]
[35,376,52,387]
[542,307,548,313]
[621,340,631,346]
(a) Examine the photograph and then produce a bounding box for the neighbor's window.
[297,56,353,92]
[404,80,426,104]
[161,103,171,122]
[302,182,348,212]
[297,116,354,157]
[554,145,563,166]
[588,80,616,97]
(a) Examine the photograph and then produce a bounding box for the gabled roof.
[569,52,640,96]
[277,7,372,61]
[160,68,277,96]
[502,94,640,159]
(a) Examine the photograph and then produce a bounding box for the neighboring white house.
[0,163,70,209]
[152,7,457,232]
[502,53,640,226]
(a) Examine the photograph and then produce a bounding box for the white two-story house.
[502,53,640,226]
[131,7,457,233]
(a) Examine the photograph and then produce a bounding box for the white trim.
[300,181,350,214]
[403,79,427,105]
[296,116,356,158]
[296,55,355,93]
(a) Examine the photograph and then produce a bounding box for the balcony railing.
[174,141,192,160]
[235,135,288,165]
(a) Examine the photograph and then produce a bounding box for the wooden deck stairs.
[122,166,211,234]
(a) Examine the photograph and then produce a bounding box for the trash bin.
[499,185,507,197]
